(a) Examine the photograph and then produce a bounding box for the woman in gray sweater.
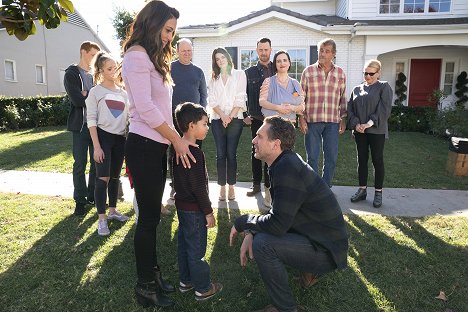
[347,59,393,208]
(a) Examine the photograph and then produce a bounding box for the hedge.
[0,95,466,137]
[0,95,69,131]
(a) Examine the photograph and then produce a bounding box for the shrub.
[0,95,68,131]
[430,107,468,138]
[394,72,407,107]
[388,106,435,133]
[455,71,468,109]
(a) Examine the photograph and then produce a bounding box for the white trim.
[440,58,459,95]
[35,64,47,85]
[178,11,323,38]
[4,59,17,82]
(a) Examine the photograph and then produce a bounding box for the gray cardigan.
[347,80,393,138]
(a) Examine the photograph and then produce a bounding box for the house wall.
[1,21,105,97]
[336,0,348,18]
[189,18,363,94]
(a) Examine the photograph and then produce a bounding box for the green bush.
[430,107,468,137]
[388,106,435,133]
[0,95,69,131]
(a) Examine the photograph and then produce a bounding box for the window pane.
[5,61,14,80]
[36,66,44,83]
[444,73,453,84]
[240,49,258,70]
[440,2,450,12]
[443,85,452,94]
[445,62,454,72]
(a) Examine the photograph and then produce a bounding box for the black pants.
[250,117,270,188]
[72,126,95,204]
[354,132,385,189]
[125,133,168,283]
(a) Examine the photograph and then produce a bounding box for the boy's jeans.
[177,210,211,293]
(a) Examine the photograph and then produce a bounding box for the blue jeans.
[211,118,244,185]
[253,232,337,312]
[304,122,339,187]
[177,210,211,293]
[72,126,95,204]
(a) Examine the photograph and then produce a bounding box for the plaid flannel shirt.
[300,62,347,123]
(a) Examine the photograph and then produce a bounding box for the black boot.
[135,281,174,308]
[350,188,367,202]
[155,265,175,293]
[373,191,383,208]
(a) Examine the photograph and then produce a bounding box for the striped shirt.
[300,62,347,123]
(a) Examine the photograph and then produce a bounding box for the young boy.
[173,102,223,301]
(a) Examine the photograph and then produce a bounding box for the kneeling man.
[230,116,348,312]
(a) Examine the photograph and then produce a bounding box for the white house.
[178,0,468,107]
[0,11,109,97]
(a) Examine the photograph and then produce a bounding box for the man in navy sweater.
[230,116,348,312]
[168,38,208,200]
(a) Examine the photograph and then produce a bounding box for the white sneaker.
[97,219,110,236]
[264,187,272,208]
[108,210,129,222]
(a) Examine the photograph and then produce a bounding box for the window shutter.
[226,47,238,69]
[309,46,318,65]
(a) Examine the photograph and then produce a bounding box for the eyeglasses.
[363,72,378,76]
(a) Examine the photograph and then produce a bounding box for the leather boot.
[246,184,261,196]
[134,281,174,308]
[350,188,367,202]
[373,191,383,208]
[154,265,175,293]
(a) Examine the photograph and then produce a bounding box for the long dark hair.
[122,0,179,84]
[211,47,233,80]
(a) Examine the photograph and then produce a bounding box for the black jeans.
[94,128,125,214]
[354,132,386,189]
[125,133,168,283]
[72,126,95,204]
[250,118,270,188]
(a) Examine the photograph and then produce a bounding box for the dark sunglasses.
[363,72,378,76]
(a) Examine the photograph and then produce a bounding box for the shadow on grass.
[0,131,71,170]
[347,215,468,312]
[2,204,466,312]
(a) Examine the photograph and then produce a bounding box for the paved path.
[0,170,467,217]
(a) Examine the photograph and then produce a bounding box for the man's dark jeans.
[177,209,211,293]
[72,126,95,205]
[250,117,269,188]
[253,232,337,312]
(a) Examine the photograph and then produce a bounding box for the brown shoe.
[246,184,261,196]
[228,185,235,200]
[194,282,223,301]
[254,304,279,312]
[300,272,319,288]
[219,186,226,201]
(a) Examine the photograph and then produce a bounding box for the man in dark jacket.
[244,38,274,206]
[64,41,100,216]
[230,116,349,312]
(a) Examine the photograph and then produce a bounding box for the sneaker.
[74,203,86,217]
[108,210,129,222]
[195,282,223,301]
[97,219,110,236]
[179,281,194,293]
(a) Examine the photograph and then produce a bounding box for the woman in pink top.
[121,0,195,308]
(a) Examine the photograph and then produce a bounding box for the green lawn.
[0,193,467,312]
[0,126,467,189]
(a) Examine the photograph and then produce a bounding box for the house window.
[36,65,46,84]
[379,0,400,14]
[404,0,425,13]
[395,62,405,80]
[4,59,16,81]
[287,49,306,81]
[443,62,455,95]
[379,0,451,14]
[240,49,258,70]
[429,0,450,12]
